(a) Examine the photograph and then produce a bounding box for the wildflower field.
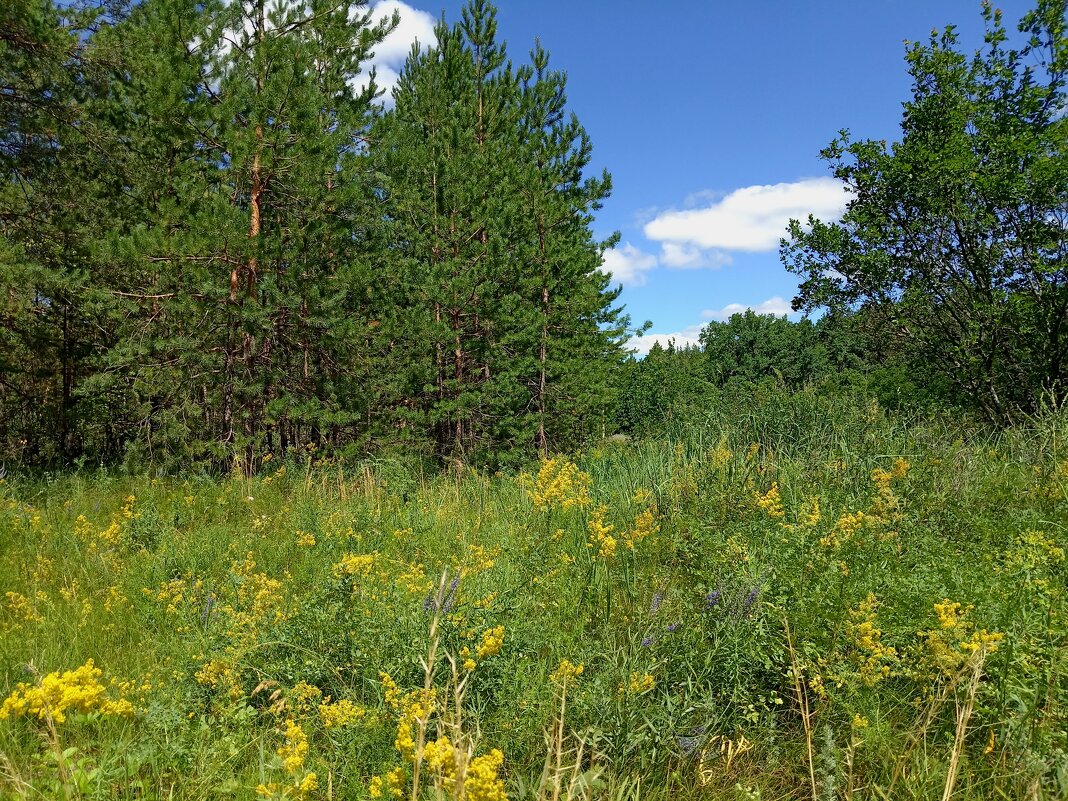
[1,392,1066,800]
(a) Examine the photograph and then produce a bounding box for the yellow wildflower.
[332,552,378,579]
[380,672,402,710]
[278,719,309,774]
[0,660,135,723]
[710,441,733,468]
[318,697,366,728]
[587,506,617,558]
[369,776,384,799]
[925,599,1004,674]
[755,483,785,519]
[4,591,43,625]
[623,672,655,695]
[549,659,584,686]
[386,766,405,798]
[477,626,505,659]
[289,681,322,713]
[465,749,507,801]
[422,735,457,776]
[821,511,869,548]
[528,457,592,511]
[625,506,660,550]
[845,594,897,685]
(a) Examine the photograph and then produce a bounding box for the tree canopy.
[782,0,1068,423]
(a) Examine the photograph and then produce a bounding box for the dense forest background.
[2,0,1066,471]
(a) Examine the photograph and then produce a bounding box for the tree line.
[3,0,1066,469]
[625,0,1067,434]
[1,0,632,469]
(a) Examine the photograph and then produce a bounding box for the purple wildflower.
[666,622,680,633]
[704,590,721,608]
[650,591,664,615]
[641,635,655,647]
[442,576,460,612]
[201,593,216,626]
[742,586,760,613]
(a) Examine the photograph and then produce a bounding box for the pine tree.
[515,40,627,453]
[106,0,392,467]
[0,0,133,463]
[374,0,628,464]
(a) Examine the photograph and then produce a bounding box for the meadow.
[1,389,1066,800]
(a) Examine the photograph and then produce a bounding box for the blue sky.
[366,0,1036,353]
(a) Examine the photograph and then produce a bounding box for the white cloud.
[601,242,657,287]
[358,1,436,101]
[658,242,732,269]
[700,296,795,321]
[627,324,704,356]
[644,177,849,253]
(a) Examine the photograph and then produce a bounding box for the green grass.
[1,392,1066,800]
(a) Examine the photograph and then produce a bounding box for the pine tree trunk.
[239,0,266,472]
[537,285,548,455]
[452,307,463,454]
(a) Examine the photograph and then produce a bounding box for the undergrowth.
[1,392,1066,799]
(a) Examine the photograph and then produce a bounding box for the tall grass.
[1,391,1065,799]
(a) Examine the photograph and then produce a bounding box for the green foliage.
[373,1,628,464]
[2,393,1068,799]
[782,0,1068,423]
[0,0,628,470]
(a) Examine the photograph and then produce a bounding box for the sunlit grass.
[1,393,1066,799]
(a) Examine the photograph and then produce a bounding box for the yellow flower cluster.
[820,459,910,548]
[0,660,135,724]
[295,530,316,547]
[223,553,287,640]
[289,681,322,713]
[103,585,128,614]
[422,735,457,775]
[528,457,591,511]
[754,483,785,519]
[709,441,733,469]
[820,511,870,548]
[869,459,908,523]
[380,672,436,761]
[1002,529,1066,579]
[146,577,197,615]
[623,671,655,695]
[318,697,366,728]
[464,749,507,801]
[625,506,660,550]
[74,495,138,553]
[550,659,584,686]
[380,671,403,710]
[457,544,500,578]
[925,599,1004,674]
[587,506,617,558]
[846,594,897,685]
[419,737,508,800]
[256,719,317,799]
[194,659,240,695]
[4,590,43,625]
[476,625,505,660]
[796,496,822,529]
[279,718,311,773]
[395,561,433,595]
[368,767,405,799]
[331,552,378,579]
